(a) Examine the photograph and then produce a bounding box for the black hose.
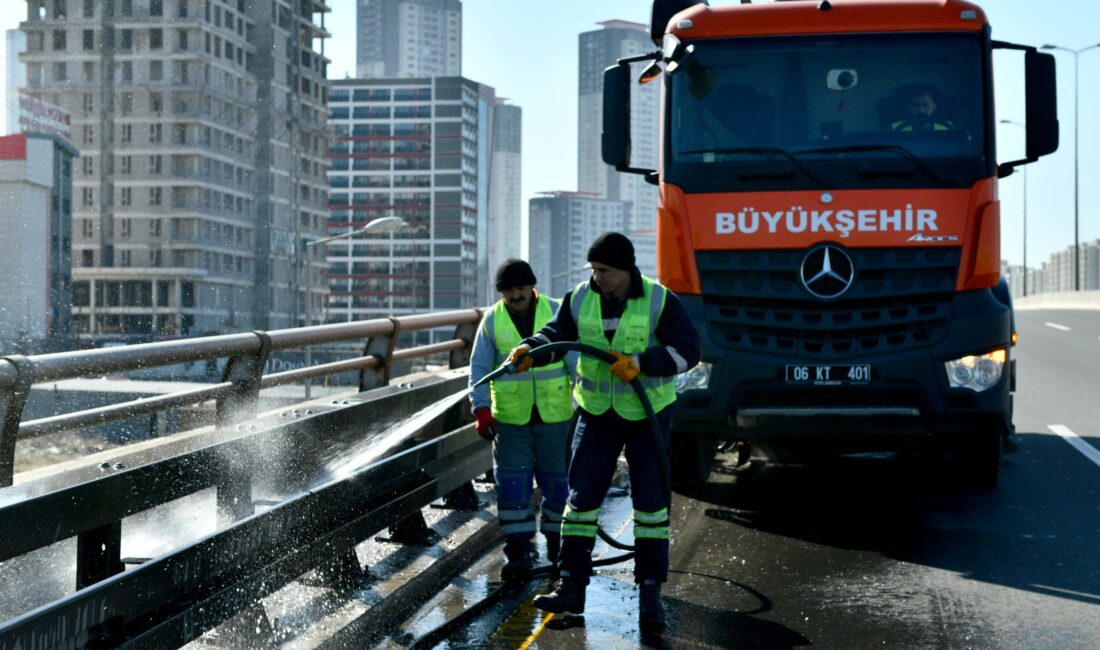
[409,342,672,649]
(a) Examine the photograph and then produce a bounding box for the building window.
[52,0,66,19]
[120,29,133,50]
[121,124,132,143]
[81,188,94,207]
[82,125,93,145]
[121,0,133,17]
[82,250,94,267]
[120,93,132,115]
[120,189,132,208]
[178,1,189,18]
[150,93,163,113]
[82,93,94,114]
[83,0,95,18]
[83,61,95,82]
[82,156,94,175]
[149,60,163,82]
[121,61,133,82]
[150,124,162,144]
[52,62,67,82]
[150,29,163,50]
[120,250,132,267]
[82,29,94,50]
[178,29,189,51]
[151,0,164,17]
[50,29,65,51]
[120,218,132,237]
[149,155,162,174]
[120,155,132,175]
[150,219,162,236]
[149,250,162,267]
[149,187,162,206]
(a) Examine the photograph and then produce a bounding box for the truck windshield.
[666,32,989,192]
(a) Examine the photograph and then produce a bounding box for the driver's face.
[907,94,937,117]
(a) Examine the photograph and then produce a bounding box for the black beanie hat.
[587,232,635,271]
[495,258,537,291]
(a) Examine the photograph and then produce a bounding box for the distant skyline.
[3,0,1098,270]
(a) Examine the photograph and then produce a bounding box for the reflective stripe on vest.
[571,276,677,420]
[488,296,572,425]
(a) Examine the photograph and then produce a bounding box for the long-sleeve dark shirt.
[522,268,701,378]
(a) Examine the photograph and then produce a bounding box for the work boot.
[533,577,586,615]
[501,536,533,581]
[638,580,666,633]
[544,532,561,567]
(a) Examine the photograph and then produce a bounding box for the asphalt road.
[455,309,1100,649]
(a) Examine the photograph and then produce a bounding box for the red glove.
[506,344,534,373]
[609,351,641,382]
[474,407,497,441]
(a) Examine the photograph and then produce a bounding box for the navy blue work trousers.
[558,406,673,584]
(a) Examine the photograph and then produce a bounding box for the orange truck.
[602,0,1058,488]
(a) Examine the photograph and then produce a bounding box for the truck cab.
[603,0,1057,488]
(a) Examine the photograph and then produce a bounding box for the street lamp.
[301,215,406,398]
[1000,119,1029,296]
[1040,43,1100,291]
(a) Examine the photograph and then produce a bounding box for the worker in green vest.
[507,233,701,633]
[468,259,573,580]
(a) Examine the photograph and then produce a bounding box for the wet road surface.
[405,309,1100,648]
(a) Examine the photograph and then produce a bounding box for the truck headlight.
[945,349,1006,392]
[675,362,712,393]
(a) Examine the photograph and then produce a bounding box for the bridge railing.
[0,309,484,487]
[0,309,493,649]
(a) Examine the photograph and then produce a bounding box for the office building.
[528,192,632,299]
[357,0,461,79]
[577,19,658,276]
[327,76,501,334]
[485,101,522,299]
[19,0,332,337]
[0,132,78,352]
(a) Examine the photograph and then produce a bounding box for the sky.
[2,0,1098,269]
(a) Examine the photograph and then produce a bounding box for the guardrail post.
[0,356,34,487]
[216,331,272,426]
[215,331,270,525]
[77,520,124,589]
[360,317,400,391]
[448,310,481,369]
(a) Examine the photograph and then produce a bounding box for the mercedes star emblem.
[800,245,855,299]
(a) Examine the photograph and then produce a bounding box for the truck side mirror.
[1024,50,1058,160]
[602,63,632,169]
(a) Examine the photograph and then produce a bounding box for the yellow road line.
[518,612,555,649]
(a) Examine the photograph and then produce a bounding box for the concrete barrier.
[1014,290,1100,310]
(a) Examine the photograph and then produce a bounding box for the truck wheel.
[671,431,714,492]
[955,430,1002,491]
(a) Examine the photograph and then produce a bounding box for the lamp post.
[301,215,406,397]
[1000,119,1028,295]
[1041,43,1100,291]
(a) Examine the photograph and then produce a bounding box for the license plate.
[785,364,871,386]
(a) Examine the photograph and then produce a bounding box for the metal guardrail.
[0,309,491,649]
[0,309,483,487]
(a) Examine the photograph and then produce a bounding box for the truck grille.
[697,248,960,359]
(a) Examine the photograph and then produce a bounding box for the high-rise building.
[486,101,522,299]
[0,132,78,352]
[357,0,462,79]
[326,76,498,335]
[5,29,27,134]
[528,192,632,299]
[18,0,332,337]
[577,20,658,277]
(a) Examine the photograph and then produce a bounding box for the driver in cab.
[891,84,955,132]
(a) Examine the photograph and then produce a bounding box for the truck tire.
[670,431,714,492]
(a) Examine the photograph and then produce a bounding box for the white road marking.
[1048,425,1100,469]
[1044,322,1072,332]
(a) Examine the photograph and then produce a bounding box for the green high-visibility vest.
[571,276,676,420]
[488,296,572,425]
